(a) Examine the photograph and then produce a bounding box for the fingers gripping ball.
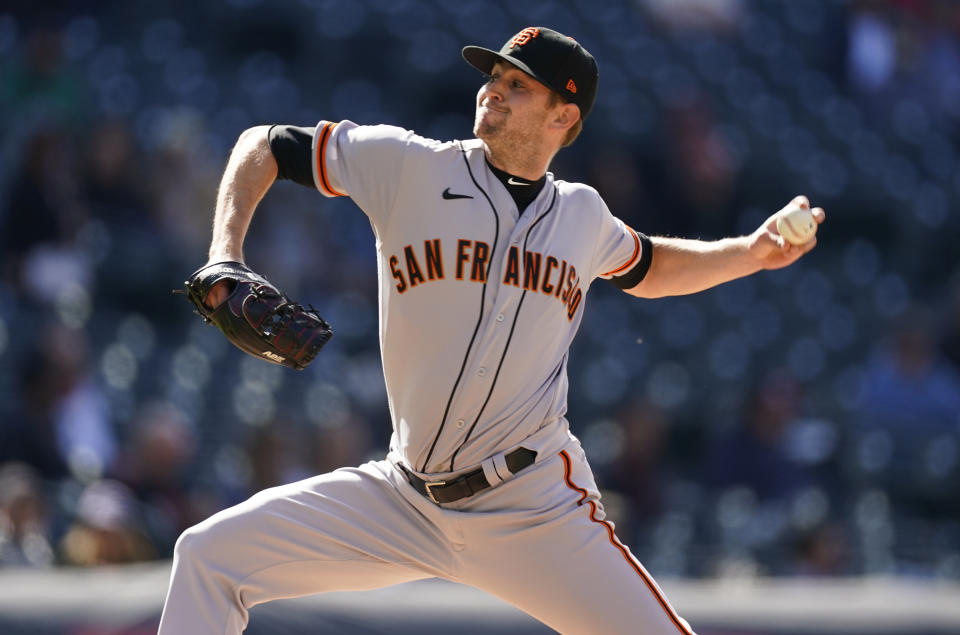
[776,203,818,246]
[182,261,332,370]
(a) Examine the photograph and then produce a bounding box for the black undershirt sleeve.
[268,125,316,188]
[609,232,654,290]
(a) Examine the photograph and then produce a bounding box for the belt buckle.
[424,480,446,504]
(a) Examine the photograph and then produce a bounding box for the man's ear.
[551,102,581,132]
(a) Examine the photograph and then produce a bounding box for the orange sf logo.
[509,27,540,48]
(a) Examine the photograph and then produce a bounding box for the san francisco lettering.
[389,239,583,320]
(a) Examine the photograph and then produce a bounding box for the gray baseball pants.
[158,439,694,634]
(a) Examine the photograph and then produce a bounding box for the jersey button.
[456,419,465,428]
[477,367,487,377]
[496,313,504,322]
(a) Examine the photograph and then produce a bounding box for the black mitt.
[182,261,332,370]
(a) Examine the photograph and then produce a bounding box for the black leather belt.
[402,447,537,504]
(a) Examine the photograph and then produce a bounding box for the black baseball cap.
[462,27,599,120]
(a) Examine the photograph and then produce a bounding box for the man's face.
[473,62,556,146]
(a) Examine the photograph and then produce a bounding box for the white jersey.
[311,120,646,474]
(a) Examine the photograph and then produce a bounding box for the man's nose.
[483,77,505,101]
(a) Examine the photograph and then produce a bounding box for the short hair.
[548,91,583,148]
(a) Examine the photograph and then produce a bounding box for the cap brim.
[461,46,546,87]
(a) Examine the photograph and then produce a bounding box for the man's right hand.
[204,280,231,309]
[180,261,333,370]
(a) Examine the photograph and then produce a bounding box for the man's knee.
[174,519,224,564]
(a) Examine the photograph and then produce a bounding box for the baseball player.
[160,27,824,634]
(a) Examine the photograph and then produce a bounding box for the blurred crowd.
[1,0,959,582]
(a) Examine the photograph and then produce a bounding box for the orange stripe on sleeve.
[316,122,346,197]
[601,227,641,277]
[559,450,694,635]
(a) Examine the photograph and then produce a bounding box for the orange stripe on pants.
[559,450,694,635]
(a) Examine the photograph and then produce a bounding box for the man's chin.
[474,122,501,142]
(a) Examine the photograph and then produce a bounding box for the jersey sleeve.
[592,203,653,290]
[311,120,416,227]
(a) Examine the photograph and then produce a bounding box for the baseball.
[776,203,818,246]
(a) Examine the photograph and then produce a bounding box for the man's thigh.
[181,459,455,600]
[458,448,695,635]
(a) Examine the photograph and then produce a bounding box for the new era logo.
[566,79,577,93]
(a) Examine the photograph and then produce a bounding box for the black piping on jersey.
[419,142,501,473]
[449,184,559,471]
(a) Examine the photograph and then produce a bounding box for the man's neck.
[481,141,552,181]
[485,159,546,215]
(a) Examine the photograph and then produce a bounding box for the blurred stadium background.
[2,0,960,633]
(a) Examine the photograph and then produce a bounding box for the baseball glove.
[181,261,332,370]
